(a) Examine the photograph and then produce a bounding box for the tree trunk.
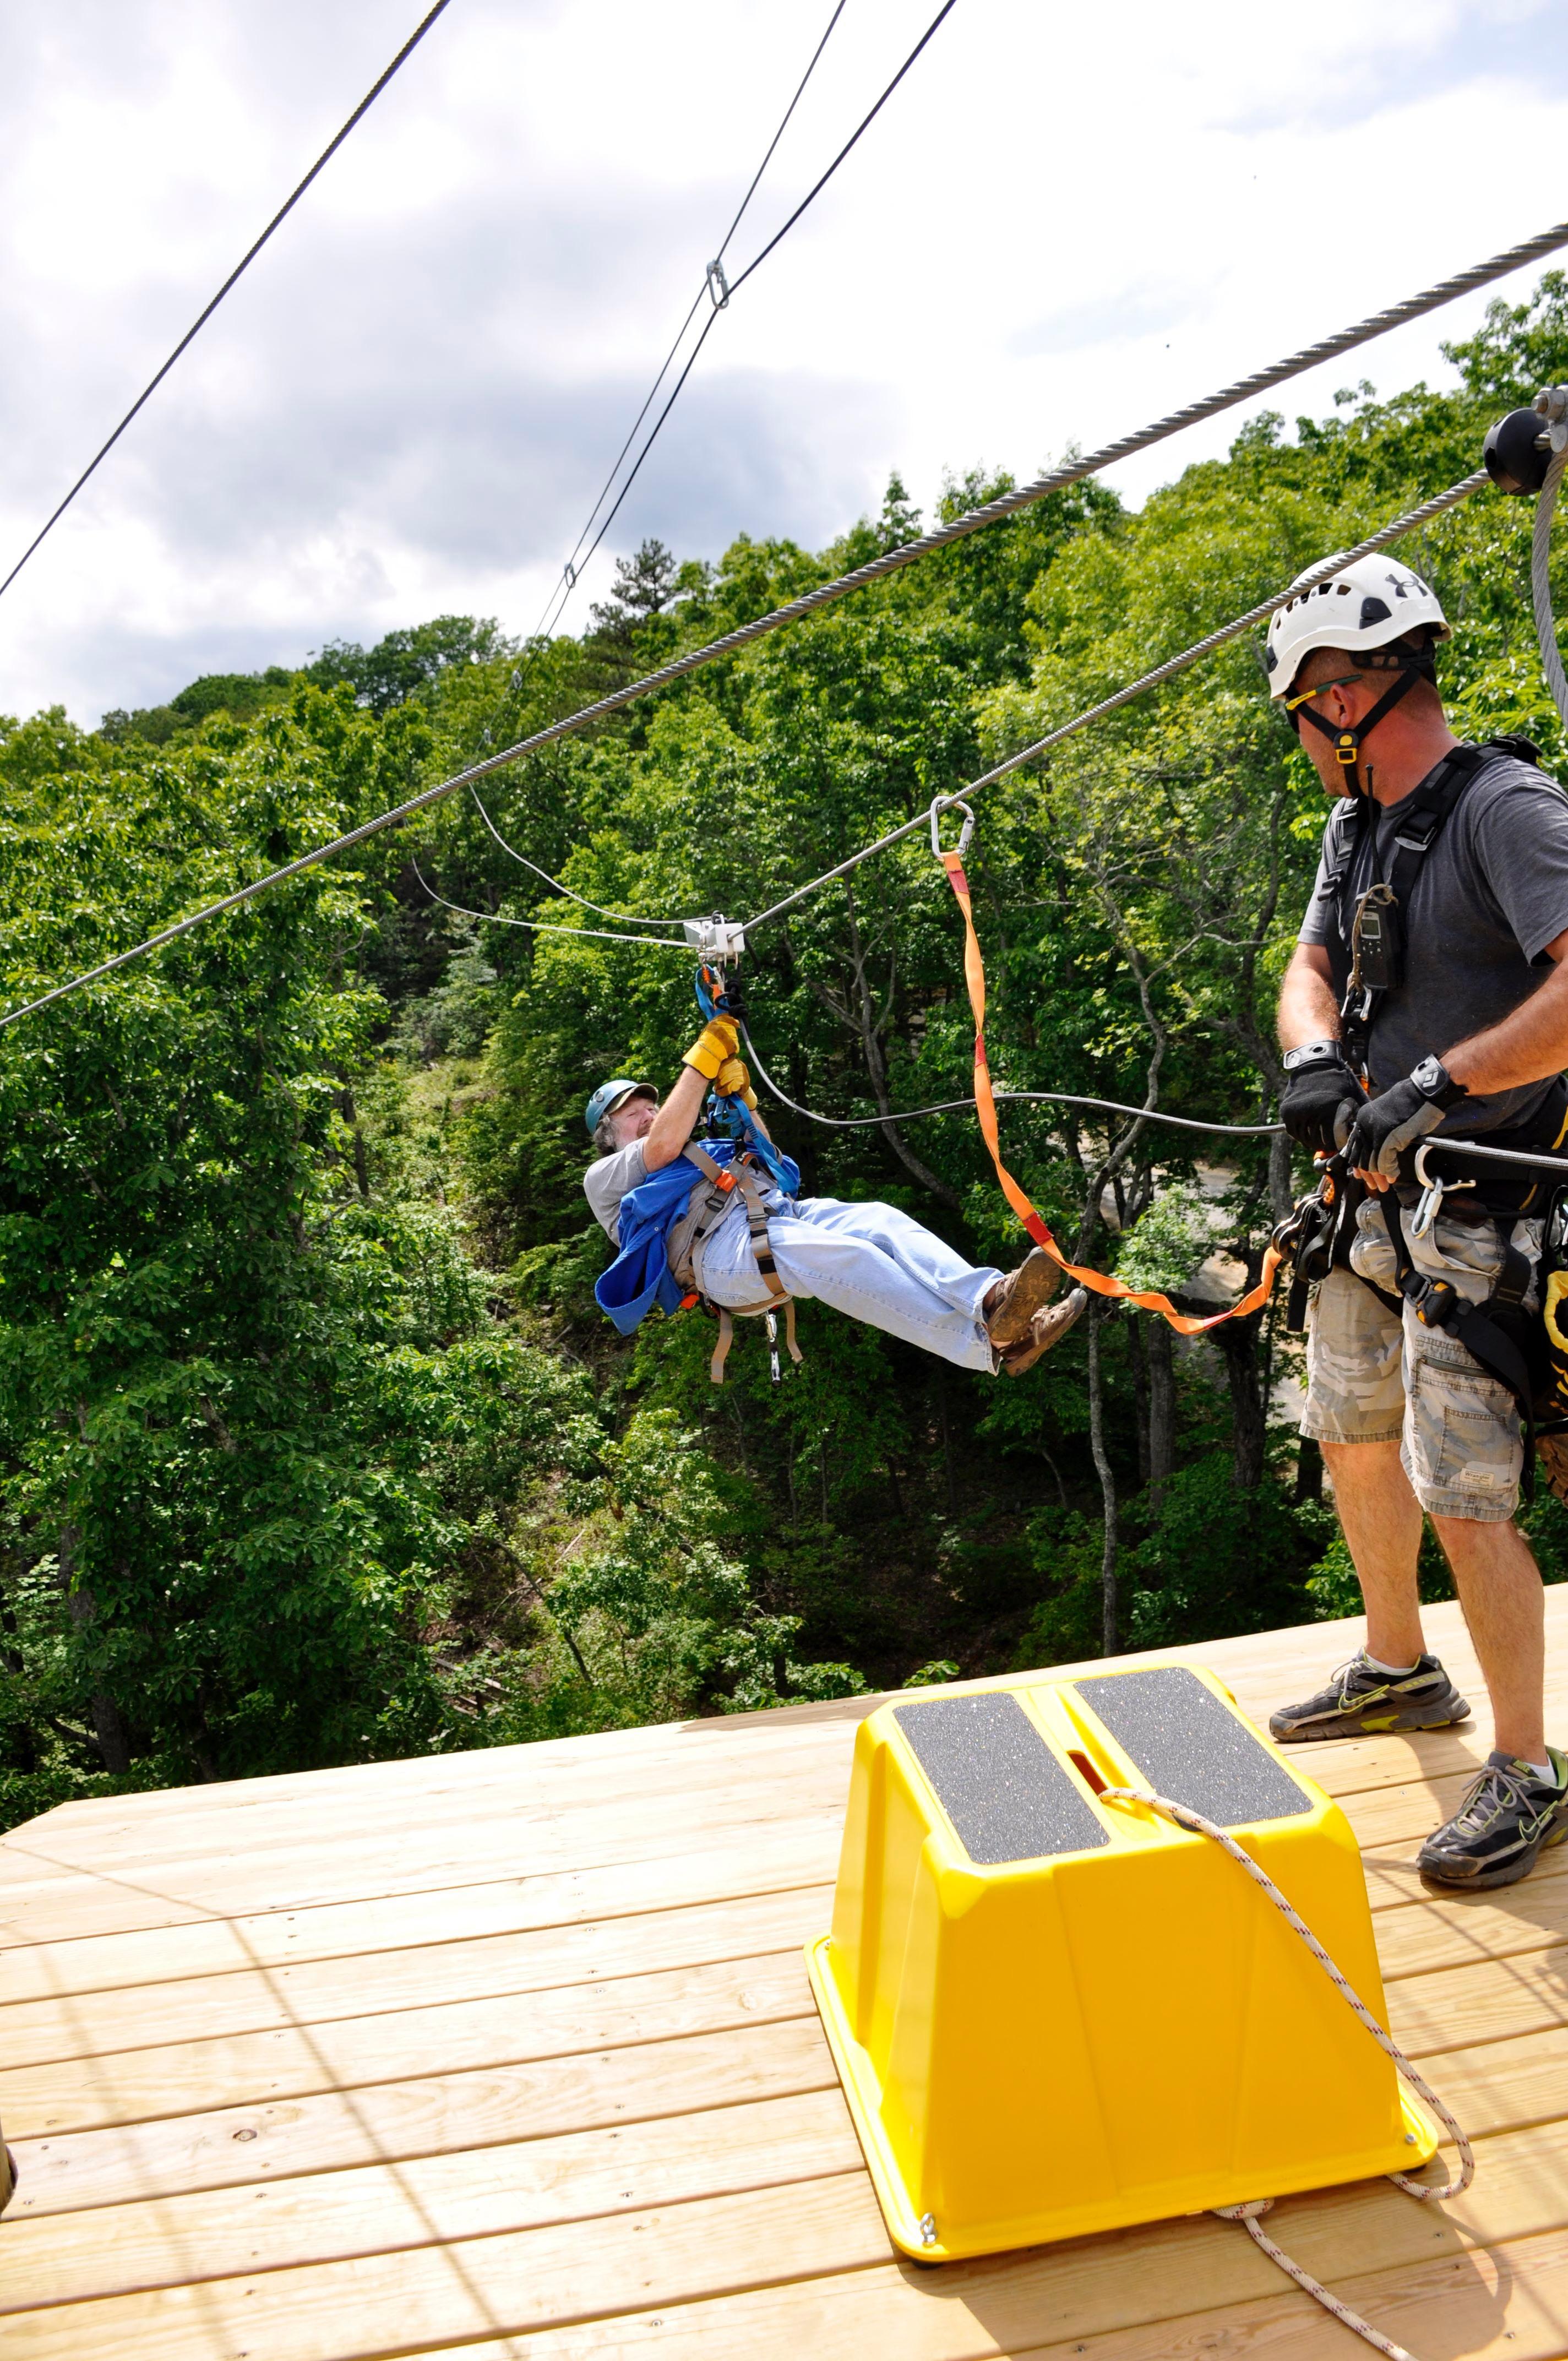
[1212,1312,1267,1492]
[1146,1316,1177,1511]
[59,1528,132,1775]
[1086,1303,1119,1653]
[1268,1128,1296,1228]
[1127,1316,1151,1489]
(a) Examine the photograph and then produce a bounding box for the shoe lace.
[1450,1757,1540,1837]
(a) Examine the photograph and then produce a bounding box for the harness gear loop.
[933,830,1281,1335]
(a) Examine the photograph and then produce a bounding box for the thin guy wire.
[6,211,1566,1030]
[410,859,690,950]
[469,788,689,924]
[548,0,951,630]
[536,3,848,638]
[0,0,453,607]
[739,1021,1283,1137]
[1533,445,1568,731]
[725,0,956,298]
[741,471,1489,932]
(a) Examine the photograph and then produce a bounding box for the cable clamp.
[684,915,747,960]
[563,559,577,588]
[1536,385,1568,454]
[929,796,975,859]
[706,257,731,311]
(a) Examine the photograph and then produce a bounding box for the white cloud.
[1,0,1564,723]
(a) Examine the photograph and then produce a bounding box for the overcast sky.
[2,0,1566,725]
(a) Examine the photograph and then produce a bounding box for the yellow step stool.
[806,1662,1437,2261]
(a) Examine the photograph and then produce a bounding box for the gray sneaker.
[1418,1748,1568,1889]
[1269,1652,1469,1744]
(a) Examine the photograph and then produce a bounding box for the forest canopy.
[2,275,1566,1829]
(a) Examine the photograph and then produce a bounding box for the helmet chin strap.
[1292,663,1425,798]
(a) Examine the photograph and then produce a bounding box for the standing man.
[1270,552,1568,1888]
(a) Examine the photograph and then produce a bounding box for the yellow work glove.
[682,1015,740,1080]
[715,1054,758,1110]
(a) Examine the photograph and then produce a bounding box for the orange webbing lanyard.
[933,801,1281,1337]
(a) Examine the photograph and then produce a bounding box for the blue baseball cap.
[585,1077,656,1138]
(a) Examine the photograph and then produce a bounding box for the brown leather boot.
[983,1247,1061,1347]
[1001,1288,1087,1376]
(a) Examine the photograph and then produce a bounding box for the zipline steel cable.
[0,0,454,607]
[7,217,1568,1032]
[539,0,959,638]
[536,0,850,640]
[739,468,1490,934]
[0,470,1495,1037]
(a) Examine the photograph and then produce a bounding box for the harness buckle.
[1410,1274,1462,1330]
[1335,735,1358,766]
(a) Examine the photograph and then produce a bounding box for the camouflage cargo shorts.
[1302,1196,1542,1524]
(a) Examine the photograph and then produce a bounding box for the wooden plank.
[0,1717,859,1881]
[1376,1858,1568,1978]
[0,1886,830,2067]
[1402,2022,1568,2142]
[8,2015,837,2215]
[0,1949,815,2137]
[0,1829,836,2004]
[0,1751,848,1905]
[413,2143,1568,2361]
[0,2090,862,2313]
[14,2120,1568,2361]
[0,1802,847,1948]
[1011,2226,1568,2361]
[6,1871,1543,2099]
[1386,1941,1568,2057]
[0,2170,889,2360]
[0,1742,1490,1954]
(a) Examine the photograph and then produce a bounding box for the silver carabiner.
[1409,1138,1476,1242]
[930,796,975,860]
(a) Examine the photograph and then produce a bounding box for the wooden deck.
[5,1598,1568,2359]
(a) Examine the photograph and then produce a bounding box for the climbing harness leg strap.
[679,1141,803,1385]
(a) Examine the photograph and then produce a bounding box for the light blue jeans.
[692,1193,1003,1372]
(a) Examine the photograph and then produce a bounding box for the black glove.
[1343,1054,1468,1180]
[1280,1041,1359,1156]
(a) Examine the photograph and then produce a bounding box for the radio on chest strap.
[1325,739,1539,1075]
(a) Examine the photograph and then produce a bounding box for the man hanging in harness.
[584,1014,1088,1380]
[1270,550,1568,1888]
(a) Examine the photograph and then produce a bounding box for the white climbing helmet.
[1264,553,1449,699]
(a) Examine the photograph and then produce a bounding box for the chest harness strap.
[675,1141,802,1385]
[1313,742,1494,1077]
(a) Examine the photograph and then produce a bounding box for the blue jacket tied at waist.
[595,1140,802,1336]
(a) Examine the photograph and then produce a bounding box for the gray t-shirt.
[584,1143,649,1243]
[1299,750,1568,1135]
